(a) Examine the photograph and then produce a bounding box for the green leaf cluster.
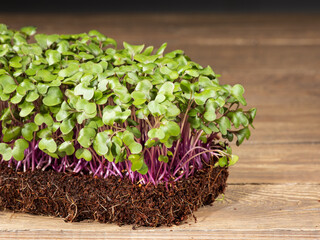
[0,24,256,171]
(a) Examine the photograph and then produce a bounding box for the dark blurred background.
[1,0,320,12]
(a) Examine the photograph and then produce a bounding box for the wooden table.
[0,13,319,239]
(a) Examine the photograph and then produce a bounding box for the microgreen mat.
[0,24,256,184]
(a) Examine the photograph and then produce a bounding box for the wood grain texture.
[0,13,319,239]
[1,13,320,40]
[0,184,319,239]
[228,143,320,183]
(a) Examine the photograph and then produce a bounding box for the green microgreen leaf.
[102,105,130,126]
[123,131,142,154]
[231,84,247,106]
[216,116,231,135]
[39,137,57,153]
[0,143,12,161]
[34,113,54,126]
[123,41,144,57]
[158,155,169,163]
[42,87,63,106]
[75,148,92,161]
[21,123,39,141]
[204,99,217,121]
[156,42,167,55]
[148,128,165,140]
[235,127,251,146]
[58,141,75,155]
[93,131,110,156]
[18,101,34,117]
[148,101,166,117]
[45,50,61,65]
[227,111,249,128]
[60,117,75,134]
[59,62,79,77]
[137,162,148,175]
[36,69,57,82]
[9,56,22,68]
[228,155,239,166]
[74,82,94,100]
[12,139,29,161]
[218,156,228,167]
[77,127,96,148]
[129,154,144,171]
[56,101,72,121]
[2,126,21,142]
[0,75,17,94]
[25,90,39,102]
[20,26,37,36]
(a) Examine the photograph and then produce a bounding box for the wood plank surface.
[0,13,320,239]
[1,184,319,240]
[228,143,320,183]
[2,13,320,39]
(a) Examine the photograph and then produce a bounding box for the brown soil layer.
[0,163,228,227]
